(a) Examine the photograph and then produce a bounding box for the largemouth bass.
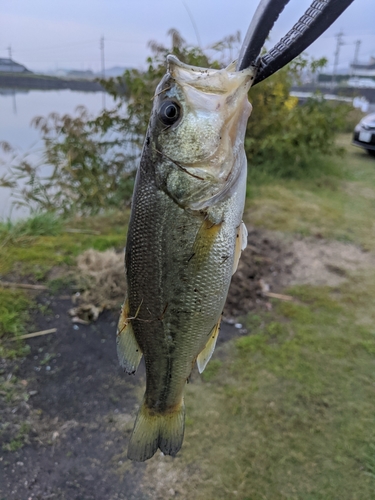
[117,55,254,461]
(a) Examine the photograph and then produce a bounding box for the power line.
[182,2,202,48]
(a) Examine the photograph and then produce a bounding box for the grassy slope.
[245,135,375,250]
[145,137,375,499]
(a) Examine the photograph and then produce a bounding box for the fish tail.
[127,399,185,462]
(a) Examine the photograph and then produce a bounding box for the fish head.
[148,56,254,209]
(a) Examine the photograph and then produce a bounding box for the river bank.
[0,72,103,92]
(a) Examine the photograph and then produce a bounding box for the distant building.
[0,58,31,73]
[351,57,375,78]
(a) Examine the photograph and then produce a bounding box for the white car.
[353,113,375,157]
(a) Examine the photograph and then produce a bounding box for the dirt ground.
[1,227,374,499]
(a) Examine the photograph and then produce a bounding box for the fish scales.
[127,166,234,407]
[117,55,254,461]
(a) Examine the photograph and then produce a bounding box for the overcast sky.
[1,0,374,73]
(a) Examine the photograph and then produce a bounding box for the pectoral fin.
[232,221,248,275]
[197,319,221,374]
[190,217,223,271]
[117,298,142,374]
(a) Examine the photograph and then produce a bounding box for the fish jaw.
[149,56,254,210]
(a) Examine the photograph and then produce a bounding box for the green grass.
[0,287,32,358]
[0,210,129,276]
[245,135,375,250]
[0,211,63,238]
[175,276,375,499]
[2,422,31,452]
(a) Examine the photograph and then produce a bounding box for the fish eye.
[158,100,181,126]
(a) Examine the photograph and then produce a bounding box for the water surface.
[0,89,113,219]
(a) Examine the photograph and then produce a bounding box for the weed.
[363,444,375,479]
[39,353,55,366]
[2,422,31,452]
[14,212,63,236]
[0,210,127,276]
[201,359,222,382]
[37,303,53,317]
[48,275,76,293]
[236,333,266,354]
[0,288,32,358]
[0,211,63,247]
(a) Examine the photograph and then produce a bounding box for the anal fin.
[197,318,221,374]
[232,221,248,275]
[117,297,142,374]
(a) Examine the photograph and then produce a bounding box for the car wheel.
[367,149,375,158]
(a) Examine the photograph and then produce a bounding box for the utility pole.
[100,36,106,109]
[351,39,361,77]
[353,39,361,64]
[331,31,344,90]
[7,45,17,114]
[7,45,13,70]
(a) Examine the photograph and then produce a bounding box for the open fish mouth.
[161,54,255,172]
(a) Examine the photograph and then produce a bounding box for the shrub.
[0,30,350,214]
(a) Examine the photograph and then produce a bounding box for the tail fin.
[127,399,185,462]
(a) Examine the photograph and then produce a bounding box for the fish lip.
[166,55,256,93]
[167,54,219,74]
[166,54,255,78]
